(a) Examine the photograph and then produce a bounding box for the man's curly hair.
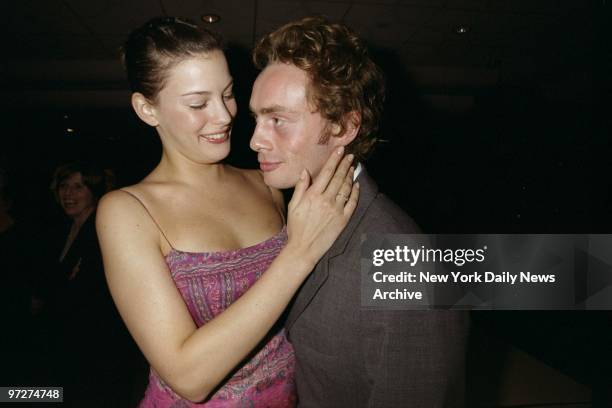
[253,16,385,161]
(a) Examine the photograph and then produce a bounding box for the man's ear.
[331,111,361,147]
[131,92,159,127]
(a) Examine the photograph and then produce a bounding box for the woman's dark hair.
[121,16,223,101]
[50,162,109,202]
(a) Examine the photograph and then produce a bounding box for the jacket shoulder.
[358,192,421,234]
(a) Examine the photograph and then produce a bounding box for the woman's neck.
[153,151,228,186]
[59,206,94,262]
[71,206,94,230]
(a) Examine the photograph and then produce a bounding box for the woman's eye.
[190,102,207,110]
[223,92,234,100]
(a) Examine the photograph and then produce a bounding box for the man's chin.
[262,173,299,190]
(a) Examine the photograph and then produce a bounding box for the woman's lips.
[199,131,229,144]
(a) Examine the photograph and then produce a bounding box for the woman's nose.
[211,99,232,126]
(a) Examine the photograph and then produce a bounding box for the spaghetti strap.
[118,189,175,250]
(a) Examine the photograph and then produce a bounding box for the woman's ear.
[131,93,159,127]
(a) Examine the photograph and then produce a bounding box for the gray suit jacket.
[286,169,469,408]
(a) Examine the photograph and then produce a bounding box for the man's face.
[249,63,340,189]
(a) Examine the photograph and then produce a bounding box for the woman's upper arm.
[95,191,197,387]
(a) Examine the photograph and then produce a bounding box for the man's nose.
[250,123,272,152]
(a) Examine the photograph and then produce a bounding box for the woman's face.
[58,172,96,220]
[150,50,237,164]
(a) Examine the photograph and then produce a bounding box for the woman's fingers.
[343,182,360,218]
[324,153,354,199]
[334,166,354,206]
[310,146,345,194]
[288,169,310,210]
[284,153,360,264]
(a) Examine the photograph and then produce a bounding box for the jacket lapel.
[286,169,379,330]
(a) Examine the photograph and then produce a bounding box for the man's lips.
[259,161,281,172]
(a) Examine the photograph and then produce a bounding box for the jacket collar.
[286,167,378,331]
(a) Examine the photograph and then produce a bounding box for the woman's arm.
[97,148,357,402]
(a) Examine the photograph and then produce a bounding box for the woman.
[51,163,105,279]
[47,163,139,405]
[48,162,109,321]
[96,17,358,407]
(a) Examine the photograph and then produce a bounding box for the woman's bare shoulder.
[226,166,266,190]
[230,166,261,180]
[97,183,158,226]
[96,185,164,256]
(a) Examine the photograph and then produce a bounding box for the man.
[250,16,468,407]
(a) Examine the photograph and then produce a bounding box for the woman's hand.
[285,146,359,267]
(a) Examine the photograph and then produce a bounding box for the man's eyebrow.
[181,79,234,96]
[249,105,296,115]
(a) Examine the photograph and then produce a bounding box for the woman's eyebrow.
[181,79,234,96]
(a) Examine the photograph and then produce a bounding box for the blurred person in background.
[44,162,141,407]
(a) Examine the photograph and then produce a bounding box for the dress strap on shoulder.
[118,189,175,250]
